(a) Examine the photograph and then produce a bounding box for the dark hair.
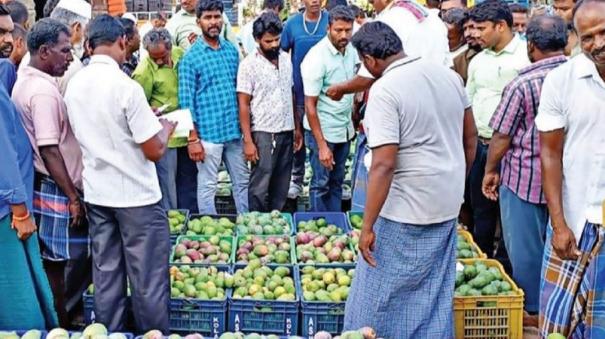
[328,5,355,25]
[508,3,528,14]
[443,8,467,30]
[27,18,71,55]
[526,15,568,52]
[326,0,348,11]
[349,4,364,18]
[119,18,137,40]
[469,0,513,28]
[7,1,28,25]
[252,11,282,39]
[143,27,172,49]
[196,0,223,18]
[12,23,27,39]
[263,0,284,11]
[43,0,60,18]
[572,0,605,24]
[86,14,125,50]
[351,21,403,59]
[0,3,10,16]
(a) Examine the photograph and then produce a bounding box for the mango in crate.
[168,210,187,235]
[455,261,515,297]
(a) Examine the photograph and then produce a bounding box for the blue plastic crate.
[169,297,229,336]
[235,213,294,236]
[228,265,299,336]
[184,214,237,237]
[83,289,133,327]
[216,196,237,215]
[171,235,235,268]
[295,265,355,338]
[293,212,351,234]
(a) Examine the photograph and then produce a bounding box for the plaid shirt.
[489,55,567,204]
[178,37,241,143]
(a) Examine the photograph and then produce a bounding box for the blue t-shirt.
[0,59,17,95]
[281,11,329,108]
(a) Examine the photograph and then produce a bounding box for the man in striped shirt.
[481,15,567,323]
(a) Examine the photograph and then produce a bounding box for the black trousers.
[86,202,170,333]
[248,131,294,212]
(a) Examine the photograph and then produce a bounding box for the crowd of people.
[0,0,604,336]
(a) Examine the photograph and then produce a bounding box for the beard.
[262,47,280,60]
[0,43,12,58]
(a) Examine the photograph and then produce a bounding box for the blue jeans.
[196,139,249,215]
[155,147,178,210]
[351,133,367,212]
[500,185,548,313]
[305,130,349,212]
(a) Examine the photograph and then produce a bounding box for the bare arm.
[39,145,83,226]
[463,107,478,176]
[238,92,258,162]
[140,119,176,162]
[327,75,375,101]
[359,144,399,267]
[481,132,511,201]
[305,95,334,170]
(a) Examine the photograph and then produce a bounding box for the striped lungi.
[33,175,90,261]
[539,222,605,338]
[343,216,457,338]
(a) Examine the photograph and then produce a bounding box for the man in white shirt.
[536,0,605,336]
[237,0,284,57]
[64,15,176,332]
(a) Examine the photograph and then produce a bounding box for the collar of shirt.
[89,54,121,69]
[485,35,524,57]
[176,9,195,18]
[18,65,57,86]
[253,49,287,68]
[320,36,356,58]
[383,55,422,75]
[576,53,605,84]
[518,54,568,76]
[196,36,229,51]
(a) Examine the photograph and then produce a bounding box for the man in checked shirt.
[482,15,568,324]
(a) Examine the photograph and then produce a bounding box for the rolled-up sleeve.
[535,73,566,132]
[178,53,198,126]
[0,100,28,206]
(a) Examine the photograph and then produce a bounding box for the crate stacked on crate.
[457,230,487,259]
[235,234,297,265]
[169,265,232,335]
[185,214,237,237]
[454,259,524,339]
[168,209,190,244]
[171,235,235,267]
[125,0,172,12]
[216,169,237,215]
[83,284,134,326]
[293,212,356,265]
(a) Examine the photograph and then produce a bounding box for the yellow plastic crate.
[457,230,488,259]
[454,259,524,339]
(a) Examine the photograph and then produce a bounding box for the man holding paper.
[133,28,186,210]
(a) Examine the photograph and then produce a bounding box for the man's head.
[50,0,91,49]
[525,14,567,62]
[349,5,366,25]
[143,28,173,67]
[509,3,528,34]
[553,0,575,24]
[27,18,73,77]
[351,21,404,78]
[253,11,282,60]
[463,16,481,51]
[6,1,28,29]
[573,0,605,69]
[263,0,284,15]
[443,8,467,51]
[0,4,14,58]
[440,0,466,17]
[86,14,127,64]
[9,23,26,64]
[468,0,514,50]
[196,0,223,40]
[181,0,199,14]
[328,5,354,52]
[368,0,390,15]
[303,0,321,16]
[151,12,167,28]
[119,18,140,55]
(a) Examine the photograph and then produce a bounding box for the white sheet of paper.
[161,109,194,138]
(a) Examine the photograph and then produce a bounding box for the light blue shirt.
[301,37,359,143]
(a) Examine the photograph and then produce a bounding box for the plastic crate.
[228,265,299,336]
[147,0,171,11]
[454,259,524,339]
[132,0,147,11]
[457,230,487,259]
[215,195,237,215]
[234,235,297,265]
[295,265,354,338]
[185,214,237,236]
[169,209,190,244]
[297,196,310,212]
[84,289,134,326]
[235,213,294,236]
[346,211,362,230]
[293,212,351,234]
[171,235,235,267]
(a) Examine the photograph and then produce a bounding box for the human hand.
[359,227,377,267]
[12,215,37,240]
[294,128,303,152]
[187,32,198,45]
[159,118,177,135]
[318,143,334,170]
[482,171,500,201]
[552,223,581,260]
[243,140,259,163]
[69,197,85,227]
[188,141,205,162]
[326,84,344,101]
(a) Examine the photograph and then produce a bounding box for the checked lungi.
[539,222,605,338]
[33,174,90,261]
[344,217,457,338]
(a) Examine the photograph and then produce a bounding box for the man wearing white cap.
[21,0,91,95]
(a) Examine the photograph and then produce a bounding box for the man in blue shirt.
[281,0,329,199]
[0,24,27,94]
[179,0,249,215]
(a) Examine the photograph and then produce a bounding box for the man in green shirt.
[301,6,358,211]
[133,28,186,210]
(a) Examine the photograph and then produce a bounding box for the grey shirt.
[364,56,470,225]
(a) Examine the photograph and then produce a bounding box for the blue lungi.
[344,216,457,338]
